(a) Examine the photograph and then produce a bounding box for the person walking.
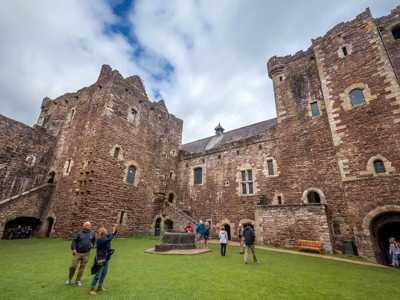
[219,226,228,256]
[238,223,244,254]
[196,220,205,248]
[65,221,95,287]
[89,224,118,295]
[204,222,210,249]
[389,237,400,267]
[243,225,258,264]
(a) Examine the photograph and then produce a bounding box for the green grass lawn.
[0,237,399,300]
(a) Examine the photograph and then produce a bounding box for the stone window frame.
[117,210,128,226]
[193,166,204,185]
[237,165,257,196]
[337,43,352,58]
[272,192,284,205]
[301,187,326,204]
[263,157,279,178]
[123,160,140,187]
[340,83,376,111]
[365,155,395,176]
[127,106,139,126]
[110,144,123,160]
[63,159,73,176]
[340,82,377,111]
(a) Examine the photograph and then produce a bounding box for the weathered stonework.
[1,6,400,265]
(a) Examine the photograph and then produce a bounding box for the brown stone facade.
[1,6,400,264]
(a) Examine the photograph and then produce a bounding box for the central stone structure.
[155,232,196,252]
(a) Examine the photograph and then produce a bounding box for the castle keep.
[1,7,400,264]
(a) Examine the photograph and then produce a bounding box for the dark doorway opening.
[154,218,161,236]
[2,217,41,240]
[168,193,174,203]
[164,219,174,232]
[307,191,321,204]
[370,212,400,265]
[47,171,56,184]
[223,224,231,240]
[46,217,54,237]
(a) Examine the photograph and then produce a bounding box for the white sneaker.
[65,279,72,285]
[76,281,82,287]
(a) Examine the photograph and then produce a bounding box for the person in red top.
[184,223,194,233]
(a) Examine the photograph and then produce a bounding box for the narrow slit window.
[342,46,348,56]
[113,147,120,159]
[267,159,274,176]
[127,165,136,184]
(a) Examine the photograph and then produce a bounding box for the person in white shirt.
[219,226,228,256]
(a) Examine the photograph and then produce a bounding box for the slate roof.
[180,118,277,154]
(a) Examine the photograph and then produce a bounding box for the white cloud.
[0,0,139,125]
[130,0,399,142]
[0,0,398,143]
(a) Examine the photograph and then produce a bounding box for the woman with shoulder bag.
[89,224,118,295]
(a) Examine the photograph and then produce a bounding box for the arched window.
[392,24,400,40]
[307,191,321,204]
[373,159,386,174]
[349,88,365,107]
[127,165,136,184]
[168,193,174,203]
[267,159,274,176]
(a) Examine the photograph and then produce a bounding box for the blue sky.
[0,1,398,142]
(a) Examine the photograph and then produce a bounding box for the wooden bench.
[297,240,324,254]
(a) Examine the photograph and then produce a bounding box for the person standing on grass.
[388,237,400,267]
[204,221,210,249]
[196,220,205,248]
[89,224,118,295]
[243,225,258,264]
[219,226,228,256]
[238,223,244,254]
[66,221,95,287]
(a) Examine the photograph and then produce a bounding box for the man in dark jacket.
[243,225,258,264]
[65,221,95,287]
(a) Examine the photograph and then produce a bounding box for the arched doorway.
[370,212,400,265]
[164,219,174,232]
[2,217,41,240]
[46,217,54,237]
[154,217,161,236]
[223,224,231,240]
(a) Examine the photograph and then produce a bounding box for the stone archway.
[2,216,41,240]
[154,217,162,236]
[362,205,400,264]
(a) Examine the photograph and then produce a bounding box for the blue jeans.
[91,261,109,289]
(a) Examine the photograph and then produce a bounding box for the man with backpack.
[243,225,258,264]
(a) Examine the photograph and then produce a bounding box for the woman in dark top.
[89,224,117,295]
[203,221,210,249]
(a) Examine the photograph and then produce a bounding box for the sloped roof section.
[180,118,277,154]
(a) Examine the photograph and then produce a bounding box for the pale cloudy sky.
[0,1,398,143]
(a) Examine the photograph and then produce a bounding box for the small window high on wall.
[307,191,321,204]
[267,159,274,176]
[241,169,254,195]
[310,101,320,116]
[193,167,203,185]
[127,165,136,184]
[373,159,386,174]
[113,147,120,159]
[349,88,365,107]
